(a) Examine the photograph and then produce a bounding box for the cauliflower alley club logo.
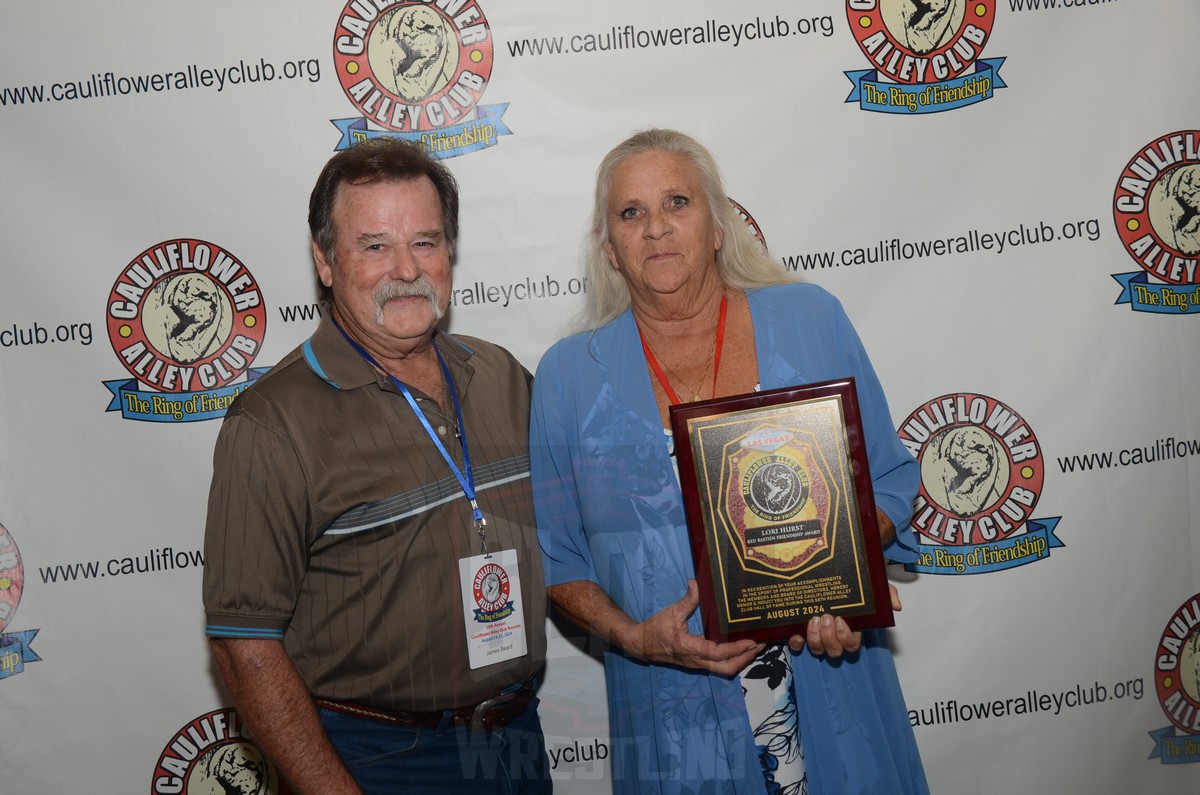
[151,708,289,794]
[730,198,768,250]
[899,393,1062,575]
[0,523,40,680]
[103,239,268,423]
[472,561,514,621]
[843,1,1005,115]
[1149,593,1200,764]
[1111,131,1200,315]
[330,0,509,158]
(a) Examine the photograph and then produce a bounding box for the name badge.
[458,548,527,670]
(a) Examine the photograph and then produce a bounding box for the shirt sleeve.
[202,409,312,639]
[529,343,598,587]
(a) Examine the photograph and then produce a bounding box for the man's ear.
[313,240,334,288]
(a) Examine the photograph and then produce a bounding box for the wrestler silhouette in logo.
[923,426,1007,517]
[1150,164,1200,255]
[369,6,459,103]
[883,0,965,55]
[1181,629,1200,704]
[144,273,232,364]
[750,462,806,517]
[192,743,275,795]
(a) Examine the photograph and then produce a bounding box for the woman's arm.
[548,579,763,677]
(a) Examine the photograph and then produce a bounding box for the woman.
[531,129,928,794]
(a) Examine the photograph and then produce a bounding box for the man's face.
[314,177,452,358]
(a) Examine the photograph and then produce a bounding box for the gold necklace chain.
[642,332,716,402]
[637,294,729,403]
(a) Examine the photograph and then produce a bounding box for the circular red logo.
[0,523,23,634]
[1112,131,1200,285]
[151,708,288,795]
[846,0,995,84]
[472,562,510,612]
[106,239,266,393]
[333,0,494,132]
[729,198,768,251]
[1155,595,1200,734]
[899,393,1044,546]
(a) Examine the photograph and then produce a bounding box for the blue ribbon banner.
[0,629,42,679]
[906,518,1063,575]
[1148,726,1200,764]
[332,104,512,159]
[103,369,266,423]
[473,603,516,624]
[1112,272,1200,314]
[846,58,1006,115]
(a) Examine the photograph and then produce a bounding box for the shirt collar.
[302,313,474,392]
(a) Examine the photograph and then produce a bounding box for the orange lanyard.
[636,294,728,405]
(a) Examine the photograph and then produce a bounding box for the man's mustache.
[374,278,444,324]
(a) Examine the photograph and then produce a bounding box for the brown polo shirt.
[203,316,546,712]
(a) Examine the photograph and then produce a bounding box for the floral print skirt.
[742,644,807,795]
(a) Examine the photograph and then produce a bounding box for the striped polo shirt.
[203,316,546,711]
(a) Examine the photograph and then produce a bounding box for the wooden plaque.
[670,378,893,642]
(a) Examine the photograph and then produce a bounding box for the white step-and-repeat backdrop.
[2,1,1197,792]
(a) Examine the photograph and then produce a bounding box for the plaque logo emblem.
[744,456,809,521]
[724,427,834,573]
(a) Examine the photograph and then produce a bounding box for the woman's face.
[602,150,723,303]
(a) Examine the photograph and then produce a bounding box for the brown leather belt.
[314,681,535,734]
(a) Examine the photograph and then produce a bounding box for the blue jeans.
[317,697,552,794]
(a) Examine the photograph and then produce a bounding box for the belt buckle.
[470,691,516,734]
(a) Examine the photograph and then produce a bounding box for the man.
[203,138,549,794]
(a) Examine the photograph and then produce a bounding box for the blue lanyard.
[332,321,488,555]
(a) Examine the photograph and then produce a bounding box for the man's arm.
[209,638,362,795]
